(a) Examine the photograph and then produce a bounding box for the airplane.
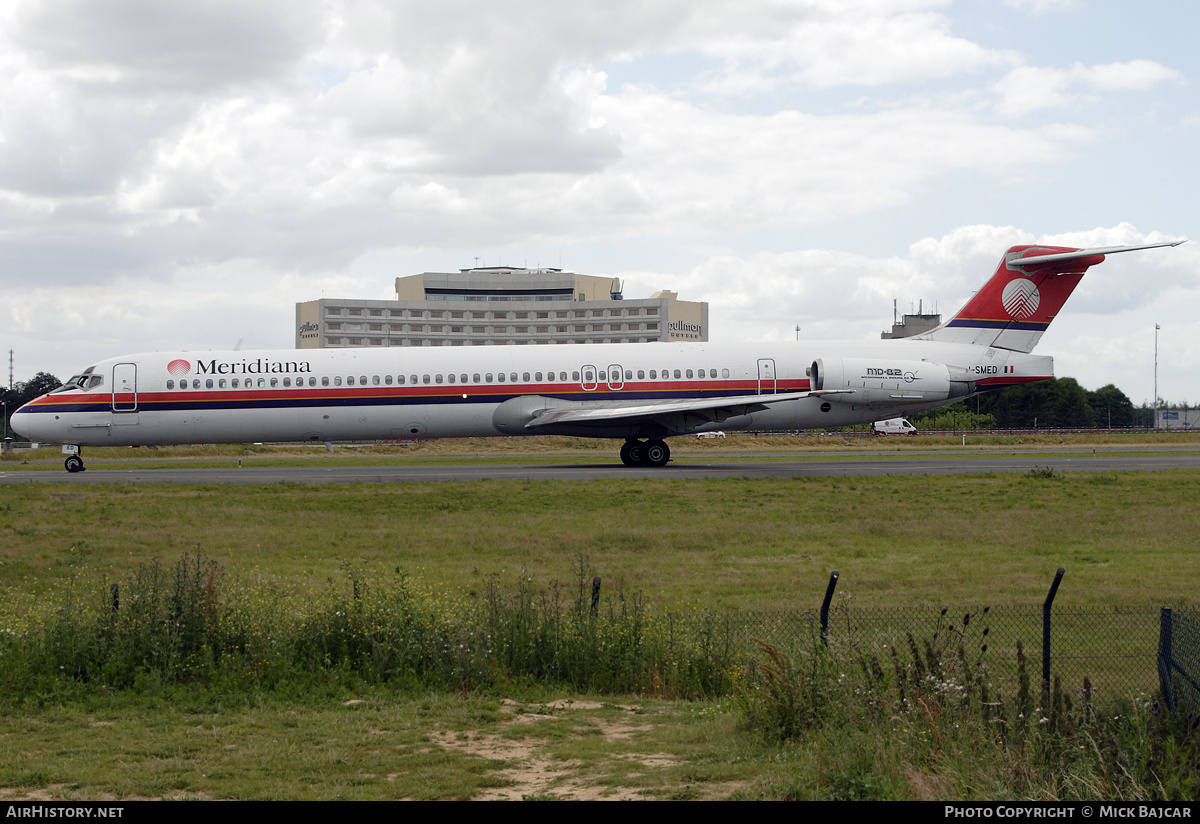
[10,239,1185,472]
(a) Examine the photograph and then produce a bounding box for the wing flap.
[524,389,846,429]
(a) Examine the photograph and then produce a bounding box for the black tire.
[642,439,670,467]
[64,455,84,473]
[619,441,636,466]
[626,441,645,466]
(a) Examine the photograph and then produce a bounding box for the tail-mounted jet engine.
[810,358,974,404]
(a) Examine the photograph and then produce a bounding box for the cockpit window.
[51,375,87,393]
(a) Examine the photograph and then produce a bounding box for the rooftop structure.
[297,267,708,349]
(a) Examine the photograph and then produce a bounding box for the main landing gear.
[620,439,670,467]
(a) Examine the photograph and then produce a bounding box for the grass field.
[1,438,1198,800]
[1,468,1197,610]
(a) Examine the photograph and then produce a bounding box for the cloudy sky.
[2,0,1196,404]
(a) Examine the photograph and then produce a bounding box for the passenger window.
[460,374,467,384]
[321,377,329,386]
[334,376,342,386]
[347,376,355,386]
[598,371,606,381]
[180,381,188,390]
[686,370,693,379]
[535,372,542,382]
[473,373,481,383]
[625,370,632,380]
[722,368,730,378]
[410,375,418,385]
[573,371,580,381]
[510,373,517,382]
[584,370,594,381]
[384,375,392,385]
[373,375,381,385]
[257,378,266,388]
[497,373,505,382]
[423,375,431,384]
[397,375,405,385]
[219,379,227,388]
[710,369,718,379]
[523,372,531,382]
[448,374,456,384]
[674,370,681,379]
[193,379,201,389]
[309,377,317,387]
[436,374,443,384]
[166,380,174,390]
[637,370,644,379]
[270,378,278,388]
[283,377,291,387]
[649,370,656,379]
[485,373,493,382]
[360,376,366,385]
[231,379,239,388]
[559,372,567,381]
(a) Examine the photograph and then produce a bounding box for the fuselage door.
[581,364,598,392]
[112,363,138,412]
[757,358,777,395]
[606,363,624,391]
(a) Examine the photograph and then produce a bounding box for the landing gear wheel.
[620,440,645,467]
[642,439,670,467]
[64,455,84,473]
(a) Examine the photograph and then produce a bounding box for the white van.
[871,418,917,436]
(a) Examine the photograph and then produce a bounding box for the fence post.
[1042,567,1065,688]
[1158,607,1176,712]
[820,571,839,647]
[590,576,601,616]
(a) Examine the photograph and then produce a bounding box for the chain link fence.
[1159,608,1200,714]
[643,567,1197,707]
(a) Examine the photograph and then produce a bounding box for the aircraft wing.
[523,389,848,430]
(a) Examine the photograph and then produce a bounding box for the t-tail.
[921,240,1186,353]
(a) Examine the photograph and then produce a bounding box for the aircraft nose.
[10,404,47,442]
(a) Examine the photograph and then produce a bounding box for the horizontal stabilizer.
[1007,240,1186,270]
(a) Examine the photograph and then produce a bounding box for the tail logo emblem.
[167,359,191,376]
[1001,278,1040,320]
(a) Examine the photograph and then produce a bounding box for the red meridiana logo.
[167,359,191,376]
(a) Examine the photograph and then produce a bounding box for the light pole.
[1154,323,1160,430]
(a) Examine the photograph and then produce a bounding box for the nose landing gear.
[64,454,85,473]
[619,439,670,467]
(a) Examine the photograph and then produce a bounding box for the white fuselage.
[12,338,1052,447]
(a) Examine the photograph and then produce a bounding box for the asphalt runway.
[4,451,1200,483]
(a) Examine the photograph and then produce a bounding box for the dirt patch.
[429,701,675,800]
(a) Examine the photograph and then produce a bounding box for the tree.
[2,373,61,437]
[1087,384,1136,428]
[975,377,1096,428]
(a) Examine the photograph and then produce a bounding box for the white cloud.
[0,0,1194,404]
[1003,0,1077,14]
[995,60,1182,117]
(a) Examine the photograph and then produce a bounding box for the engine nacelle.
[810,357,974,404]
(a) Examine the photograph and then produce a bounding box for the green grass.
[1,459,1198,800]
[2,471,1198,609]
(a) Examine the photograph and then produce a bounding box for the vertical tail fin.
[922,240,1185,353]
